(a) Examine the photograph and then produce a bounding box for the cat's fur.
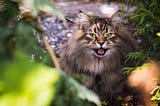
[59,11,158,106]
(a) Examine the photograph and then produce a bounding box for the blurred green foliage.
[0,0,101,106]
[151,86,160,103]
[20,0,64,20]
[108,0,160,103]
[0,52,59,106]
[0,0,43,62]
[112,0,160,65]
[103,0,160,69]
[111,0,160,103]
[130,0,160,61]
[0,52,101,106]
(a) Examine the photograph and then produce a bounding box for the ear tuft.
[79,10,83,13]
[77,11,91,30]
[109,10,123,27]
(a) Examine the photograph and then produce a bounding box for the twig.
[42,36,61,69]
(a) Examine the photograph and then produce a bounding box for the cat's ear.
[77,11,93,30]
[107,11,123,27]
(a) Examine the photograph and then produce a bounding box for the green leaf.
[140,16,145,24]
[21,0,65,20]
[123,67,135,74]
[151,86,160,103]
[69,78,102,106]
[157,32,160,37]
[0,51,60,106]
[125,52,150,66]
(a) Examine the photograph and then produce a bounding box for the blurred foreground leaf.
[0,52,101,106]
[157,32,160,37]
[69,79,101,106]
[17,0,65,20]
[0,52,60,106]
[151,86,160,103]
[0,1,101,106]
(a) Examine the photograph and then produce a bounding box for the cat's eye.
[105,33,113,38]
[90,33,97,38]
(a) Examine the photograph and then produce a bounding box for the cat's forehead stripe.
[102,24,107,30]
[97,23,101,31]
[94,27,96,33]
[88,19,115,34]
[92,23,106,32]
[96,23,100,29]
[93,24,97,33]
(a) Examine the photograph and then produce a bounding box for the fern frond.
[125,52,150,66]
[122,67,135,74]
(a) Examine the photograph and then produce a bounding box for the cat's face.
[60,11,137,74]
[77,11,130,58]
[84,20,119,58]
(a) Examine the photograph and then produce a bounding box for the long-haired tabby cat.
[59,11,159,106]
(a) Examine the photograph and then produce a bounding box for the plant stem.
[42,36,60,69]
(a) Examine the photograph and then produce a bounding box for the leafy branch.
[125,52,150,66]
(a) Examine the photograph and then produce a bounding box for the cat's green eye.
[90,33,97,38]
[105,33,112,38]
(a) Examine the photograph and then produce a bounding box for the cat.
[59,11,158,106]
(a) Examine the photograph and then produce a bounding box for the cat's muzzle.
[94,48,108,57]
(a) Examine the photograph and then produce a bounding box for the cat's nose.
[97,36,105,46]
[99,42,104,46]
